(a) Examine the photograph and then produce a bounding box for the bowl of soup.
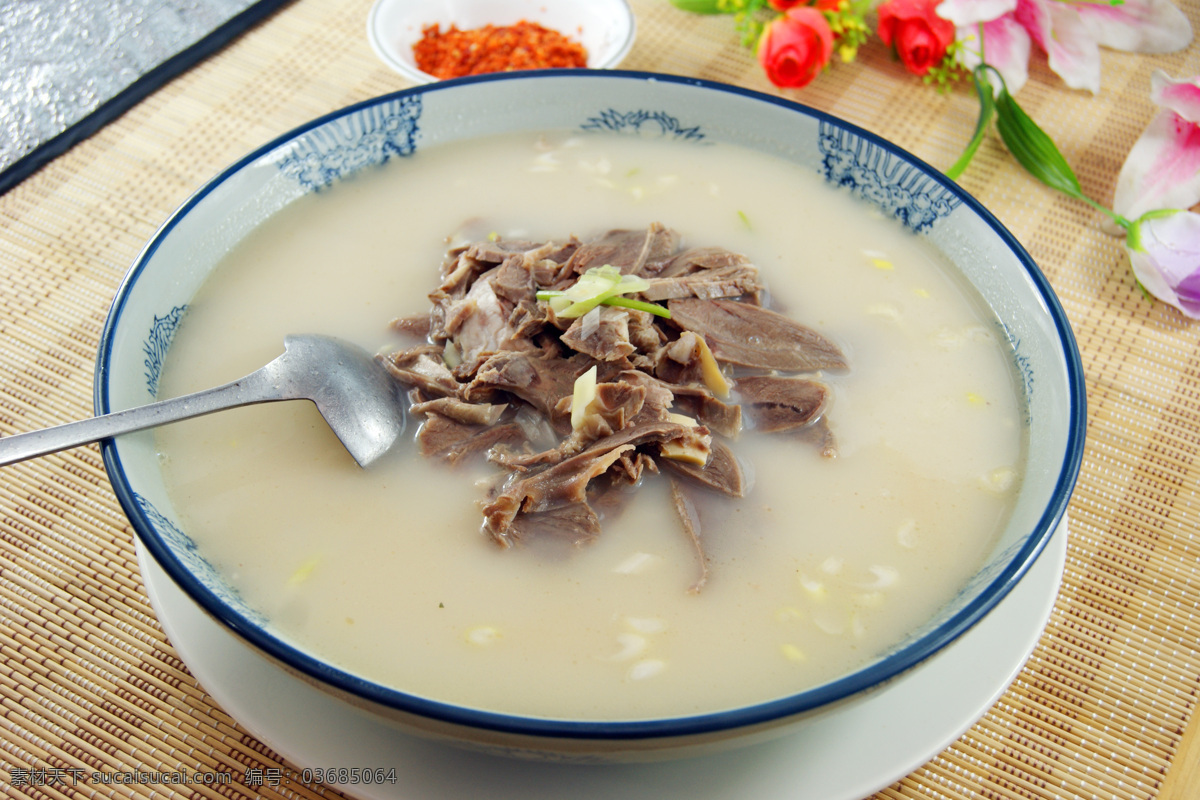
[97,70,1085,761]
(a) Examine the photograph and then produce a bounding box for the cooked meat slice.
[665,331,702,364]
[641,265,764,302]
[409,397,508,426]
[614,370,676,421]
[464,239,540,264]
[654,331,706,385]
[529,257,572,287]
[625,308,664,354]
[508,295,552,340]
[379,346,458,397]
[416,414,525,465]
[503,501,602,546]
[389,314,432,338]
[662,439,746,497]
[488,442,568,471]
[482,418,708,540]
[483,444,635,543]
[737,376,830,433]
[437,240,578,314]
[466,237,579,266]
[568,223,680,276]
[445,271,516,367]
[436,251,489,298]
[668,298,848,372]
[654,245,753,278]
[559,306,636,361]
[611,451,659,485]
[568,380,648,442]
[532,239,583,268]
[670,384,743,438]
[669,478,709,594]
[494,380,658,468]
[465,349,595,429]
[617,370,739,437]
[485,255,566,343]
[489,256,538,305]
[495,380,649,470]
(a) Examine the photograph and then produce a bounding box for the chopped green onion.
[288,556,320,587]
[603,296,672,318]
[534,265,669,319]
[560,287,620,318]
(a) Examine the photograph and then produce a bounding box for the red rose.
[768,0,806,9]
[876,0,956,76]
[757,8,834,89]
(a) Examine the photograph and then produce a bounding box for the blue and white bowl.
[97,71,1086,761]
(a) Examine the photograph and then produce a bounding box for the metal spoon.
[0,335,407,468]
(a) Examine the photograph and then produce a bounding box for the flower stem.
[945,65,996,180]
[1078,194,1133,230]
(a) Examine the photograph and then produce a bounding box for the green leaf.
[945,67,997,180]
[948,65,1130,226]
[992,80,1084,201]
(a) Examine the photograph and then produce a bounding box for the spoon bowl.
[0,335,407,468]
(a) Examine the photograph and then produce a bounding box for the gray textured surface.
[0,0,262,187]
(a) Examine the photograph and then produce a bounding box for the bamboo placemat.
[1,0,1199,797]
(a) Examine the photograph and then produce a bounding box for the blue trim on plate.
[96,69,1087,743]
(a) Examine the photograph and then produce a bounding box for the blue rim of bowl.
[97,69,1087,743]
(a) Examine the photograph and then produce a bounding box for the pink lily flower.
[936,0,1192,94]
[950,10,1032,91]
[1112,72,1200,319]
[1113,71,1200,222]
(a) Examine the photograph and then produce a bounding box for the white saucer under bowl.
[138,518,1067,800]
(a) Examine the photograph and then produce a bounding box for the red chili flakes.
[412,20,589,80]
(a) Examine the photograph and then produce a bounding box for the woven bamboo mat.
[2,0,1199,797]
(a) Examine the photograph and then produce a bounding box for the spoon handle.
[0,367,279,467]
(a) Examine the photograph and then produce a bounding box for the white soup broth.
[155,131,1024,720]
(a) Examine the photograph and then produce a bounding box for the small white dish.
[366,0,636,83]
[138,520,1067,800]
